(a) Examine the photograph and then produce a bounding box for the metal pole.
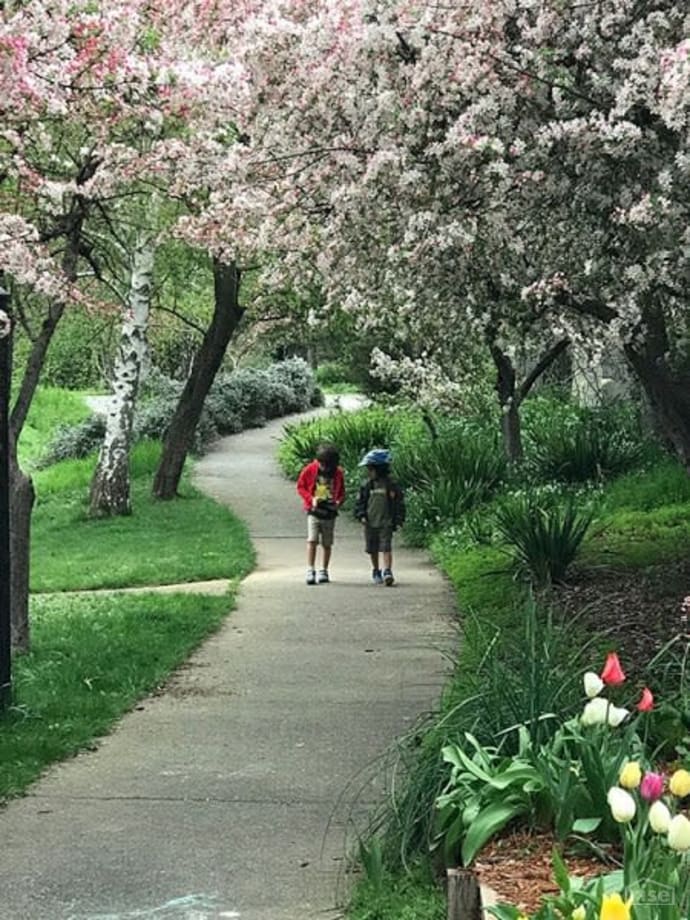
[0,283,12,710]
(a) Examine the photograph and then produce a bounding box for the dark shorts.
[365,526,393,554]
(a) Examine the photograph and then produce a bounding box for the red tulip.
[637,687,654,712]
[601,652,626,686]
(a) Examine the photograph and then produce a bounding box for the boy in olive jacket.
[354,448,405,586]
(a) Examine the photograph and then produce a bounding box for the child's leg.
[383,550,393,571]
[307,541,317,567]
[322,545,332,569]
[369,552,379,570]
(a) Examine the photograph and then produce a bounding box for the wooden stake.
[447,867,483,920]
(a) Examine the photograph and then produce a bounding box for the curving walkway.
[0,413,455,920]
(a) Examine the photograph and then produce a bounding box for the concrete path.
[0,413,455,920]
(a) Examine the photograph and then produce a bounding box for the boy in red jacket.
[296,443,345,584]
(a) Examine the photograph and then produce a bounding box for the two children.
[296,444,405,586]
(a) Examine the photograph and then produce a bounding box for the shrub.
[39,359,319,467]
[494,491,594,586]
[524,400,647,483]
[38,415,106,467]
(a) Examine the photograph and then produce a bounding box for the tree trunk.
[152,260,244,499]
[90,237,155,516]
[489,340,524,462]
[489,334,570,463]
[624,306,690,472]
[9,453,34,652]
[446,868,482,920]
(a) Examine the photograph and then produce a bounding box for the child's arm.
[333,467,346,507]
[392,484,406,529]
[296,464,314,508]
[354,484,367,521]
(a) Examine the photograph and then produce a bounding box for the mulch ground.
[475,830,611,913]
[555,556,690,679]
[476,558,689,911]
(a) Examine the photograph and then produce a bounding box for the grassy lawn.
[1,591,234,799]
[32,441,254,591]
[2,401,256,800]
[17,386,91,468]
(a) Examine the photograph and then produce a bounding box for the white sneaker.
[318,570,329,584]
[306,569,316,585]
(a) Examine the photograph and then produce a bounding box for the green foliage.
[348,866,444,920]
[601,456,690,512]
[32,442,254,592]
[13,307,112,390]
[38,414,106,467]
[17,387,91,468]
[493,492,594,585]
[40,359,319,467]
[524,399,650,484]
[0,592,234,799]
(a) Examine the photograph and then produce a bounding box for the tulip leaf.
[572,817,601,834]
[461,798,527,865]
[551,847,570,893]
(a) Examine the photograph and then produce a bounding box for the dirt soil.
[475,830,610,913]
[556,557,690,678]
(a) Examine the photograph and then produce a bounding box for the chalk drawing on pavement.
[71,893,240,920]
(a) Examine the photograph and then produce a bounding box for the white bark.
[89,236,154,516]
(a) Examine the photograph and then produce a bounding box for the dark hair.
[316,443,340,473]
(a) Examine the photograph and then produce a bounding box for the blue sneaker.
[383,568,395,586]
[372,569,383,585]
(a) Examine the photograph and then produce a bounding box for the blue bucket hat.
[358,448,392,467]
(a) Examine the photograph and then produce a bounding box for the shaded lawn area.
[31,443,254,592]
[1,592,236,800]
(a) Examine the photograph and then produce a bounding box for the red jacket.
[296,460,346,512]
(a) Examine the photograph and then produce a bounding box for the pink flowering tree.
[193,1,689,467]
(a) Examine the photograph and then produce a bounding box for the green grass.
[1,591,235,799]
[17,386,91,468]
[32,441,254,592]
[348,868,445,920]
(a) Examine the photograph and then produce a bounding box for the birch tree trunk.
[89,237,154,516]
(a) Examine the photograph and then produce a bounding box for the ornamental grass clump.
[494,491,594,585]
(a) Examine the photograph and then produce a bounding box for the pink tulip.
[640,772,665,802]
[601,652,626,686]
[637,687,654,711]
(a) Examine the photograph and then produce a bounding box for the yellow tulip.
[599,892,633,920]
[618,761,642,790]
[669,769,690,798]
[572,907,587,920]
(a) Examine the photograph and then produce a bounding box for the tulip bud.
[601,652,626,685]
[584,671,604,698]
[572,906,586,920]
[607,786,636,823]
[637,687,654,712]
[648,800,672,833]
[668,813,690,851]
[669,769,690,798]
[619,761,641,790]
[640,771,664,802]
[581,697,608,726]
[606,705,629,728]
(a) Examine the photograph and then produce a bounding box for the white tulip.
[584,671,604,698]
[607,786,636,823]
[668,814,690,852]
[581,697,608,726]
[607,705,630,728]
[649,800,672,834]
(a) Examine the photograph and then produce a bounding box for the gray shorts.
[365,526,393,554]
[307,514,336,547]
